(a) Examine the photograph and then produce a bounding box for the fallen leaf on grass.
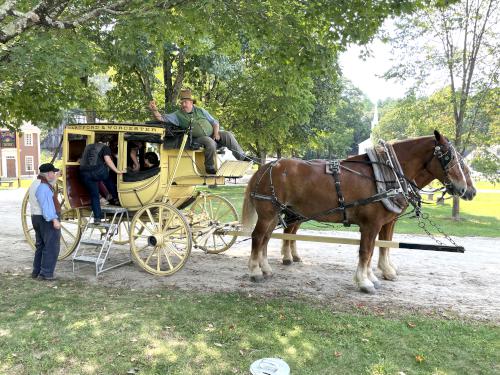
[407,322,416,328]
[334,351,342,358]
[415,354,425,363]
[214,343,223,347]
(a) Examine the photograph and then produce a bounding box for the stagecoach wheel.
[187,194,239,254]
[21,182,82,260]
[130,203,192,276]
[113,220,130,245]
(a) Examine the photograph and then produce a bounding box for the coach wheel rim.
[130,203,192,276]
[187,194,239,254]
[21,182,82,260]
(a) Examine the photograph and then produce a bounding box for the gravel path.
[1,188,498,322]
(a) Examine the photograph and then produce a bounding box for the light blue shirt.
[163,107,219,126]
[35,183,58,222]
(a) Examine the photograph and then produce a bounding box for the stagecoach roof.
[65,122,168,133]
[66,121,166,128]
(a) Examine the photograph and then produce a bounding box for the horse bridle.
[432,140,461,192]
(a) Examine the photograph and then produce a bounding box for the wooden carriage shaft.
[221,230,465,253]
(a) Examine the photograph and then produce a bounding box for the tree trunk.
[452,195,460,220]
[276,147,282,159]
[163,47,174,109]
[259,150,267,167]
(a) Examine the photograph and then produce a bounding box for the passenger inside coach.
[143,152,160,170]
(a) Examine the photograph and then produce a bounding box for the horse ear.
[434,130,443,143]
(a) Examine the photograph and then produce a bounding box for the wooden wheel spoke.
[136,243,150,253]
[161,248,174,270]
[161,213,176,233]
[214,208,231,221]
[132,234,150,239]
[60,234,69,249]
[157,247,161,272]
[165,244,185,260]
[201,234,210,247]
[163,226,185,238]
[136,218,154,235]
[145,247,157,265]
[217,235,228,248]
[146,209,158,231]
[158,207,164,232]
[168,238,189,245]
[61,225,76,239]
[209,200,214,219]
[213,200,222,217]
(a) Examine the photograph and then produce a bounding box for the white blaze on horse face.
[450,147,468,196]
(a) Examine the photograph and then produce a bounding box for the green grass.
[201,185,500,237]
[0,274,498,375]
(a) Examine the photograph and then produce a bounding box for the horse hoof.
[383,273,398,281]
[263,273,273,279]
[372,280,382,289]
[360,286,377,294]
[292,256,302,263]
[250,275,265,283]
[282,259,292,266]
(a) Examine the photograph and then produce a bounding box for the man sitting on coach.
[148,89,248,175]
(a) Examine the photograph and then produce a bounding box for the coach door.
[63,129,95,208]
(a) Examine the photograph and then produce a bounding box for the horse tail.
[241,175,258,230]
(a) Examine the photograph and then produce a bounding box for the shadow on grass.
[1,275,499,375]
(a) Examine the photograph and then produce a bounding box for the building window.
[24,133,33,146]
[25,156,34,172]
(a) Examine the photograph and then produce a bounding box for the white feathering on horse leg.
[367,267,381,289]
[378,253,398,281]
[248,257,263,281]
[290,241,301,262]
[260,258,273,277]
[354,264,376,293]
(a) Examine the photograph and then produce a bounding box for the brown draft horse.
[241,131,477,293]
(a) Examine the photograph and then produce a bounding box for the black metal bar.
[399,242,465,253]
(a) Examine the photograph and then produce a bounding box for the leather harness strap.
[330,160,350,227]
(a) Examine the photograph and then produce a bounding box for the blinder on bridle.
[434,141,455,171]
[433,139,461,192]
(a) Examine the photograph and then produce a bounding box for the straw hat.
[179,88,196,103]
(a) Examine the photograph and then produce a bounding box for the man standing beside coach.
[28,163,61,281]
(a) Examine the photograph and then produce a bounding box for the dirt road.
[1,188,498,321]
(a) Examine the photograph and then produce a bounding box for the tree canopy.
[1,0,435,161]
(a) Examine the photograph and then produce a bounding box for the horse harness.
[431,139,462,193]
[250,141,423,229]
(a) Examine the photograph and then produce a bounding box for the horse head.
[427,130,476,200]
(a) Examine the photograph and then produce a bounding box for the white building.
[358,102,378,155]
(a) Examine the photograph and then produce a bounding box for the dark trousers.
[195,131,246,169]
[32,215,61,278]
[80,167,118,220]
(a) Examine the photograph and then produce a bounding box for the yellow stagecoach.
[21,122,252,276]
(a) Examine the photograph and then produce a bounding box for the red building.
[0,122,41,181]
